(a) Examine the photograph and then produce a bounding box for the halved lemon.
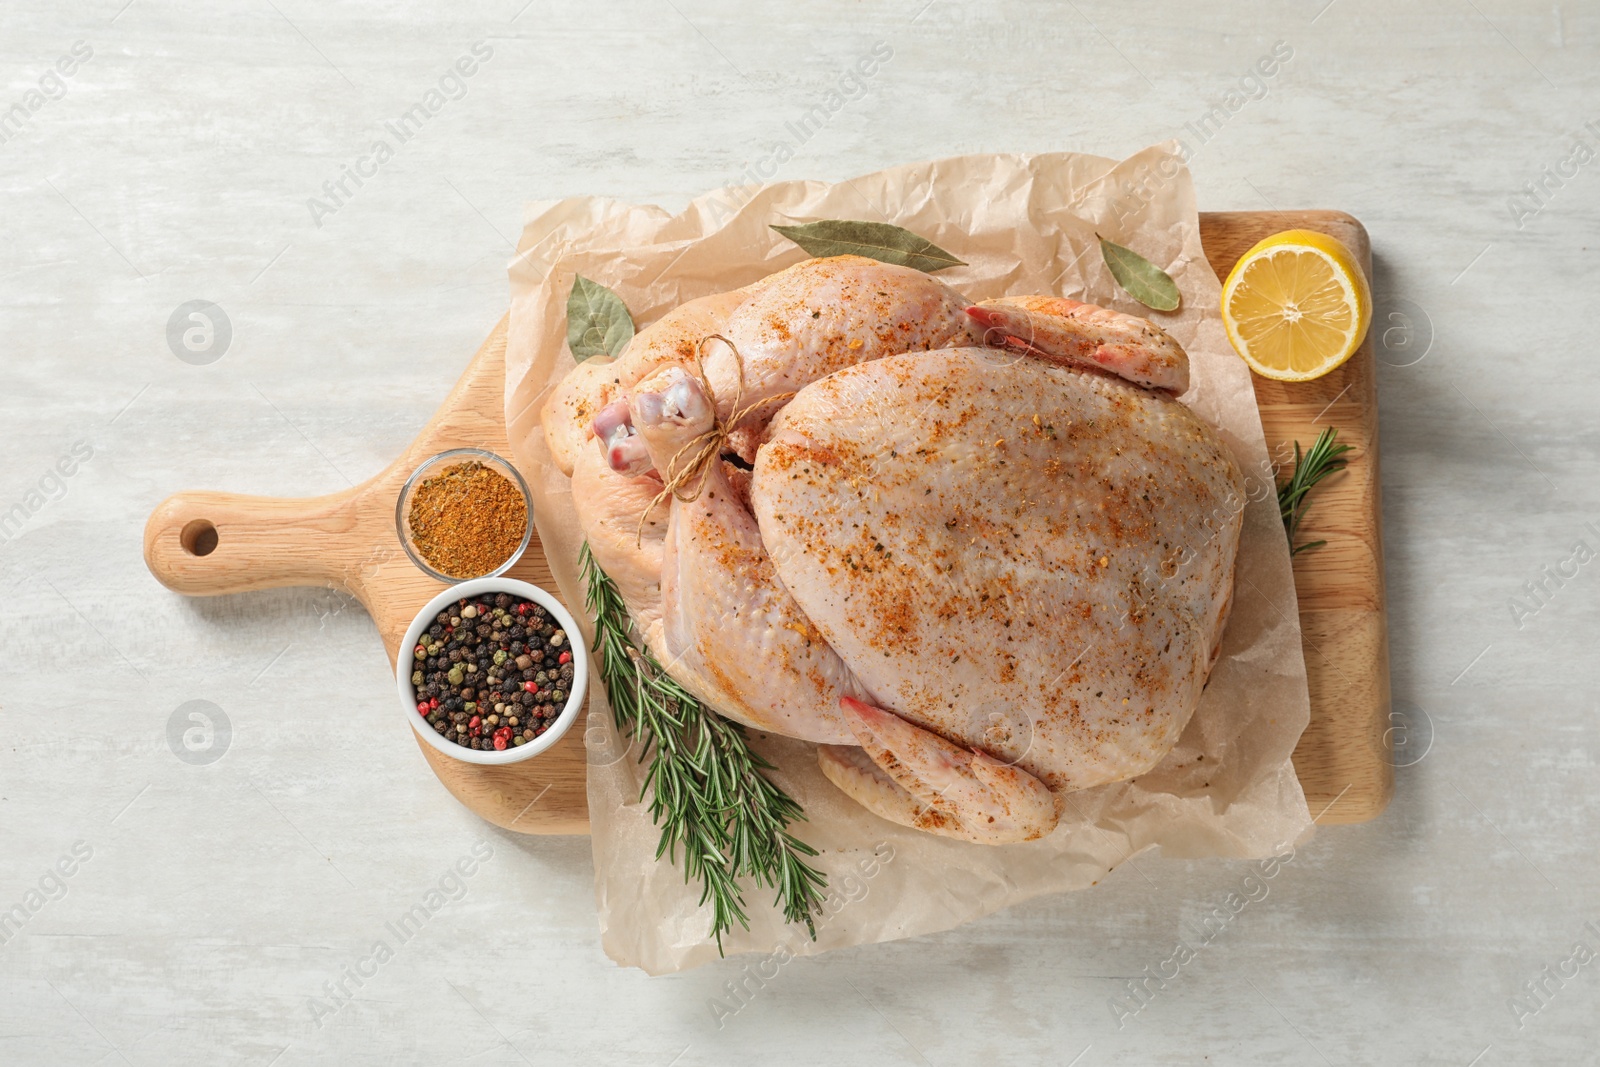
[1219,229,1371,382]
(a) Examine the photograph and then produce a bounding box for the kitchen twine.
[635,333,794,546]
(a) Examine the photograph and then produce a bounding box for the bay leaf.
[1098,234,1181,312]
[771,220,965,273]
[566,275,635,362]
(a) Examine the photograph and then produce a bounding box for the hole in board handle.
[181,519,218,557]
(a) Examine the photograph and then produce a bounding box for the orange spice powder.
[407,461,527,578]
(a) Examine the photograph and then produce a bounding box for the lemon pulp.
[1220,229,1371,382]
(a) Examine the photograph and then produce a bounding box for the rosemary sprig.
[1277,427,1352,556]
[579,542,827,950]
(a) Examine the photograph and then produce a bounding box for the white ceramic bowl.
[396,577,587,765]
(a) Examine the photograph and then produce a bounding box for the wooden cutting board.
[142,210,1391,833]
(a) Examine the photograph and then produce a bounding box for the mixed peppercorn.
[408,591,574,752]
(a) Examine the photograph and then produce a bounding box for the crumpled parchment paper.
[503,144,1314,975]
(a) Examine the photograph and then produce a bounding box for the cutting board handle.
[143,487,371,596]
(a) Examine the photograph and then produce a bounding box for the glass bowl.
[395,448,533,583]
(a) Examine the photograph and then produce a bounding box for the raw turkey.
[544,255,1244,844]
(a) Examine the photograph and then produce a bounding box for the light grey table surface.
[2,1,1596,1064]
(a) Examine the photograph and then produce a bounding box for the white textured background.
[1,2,1596,1064]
